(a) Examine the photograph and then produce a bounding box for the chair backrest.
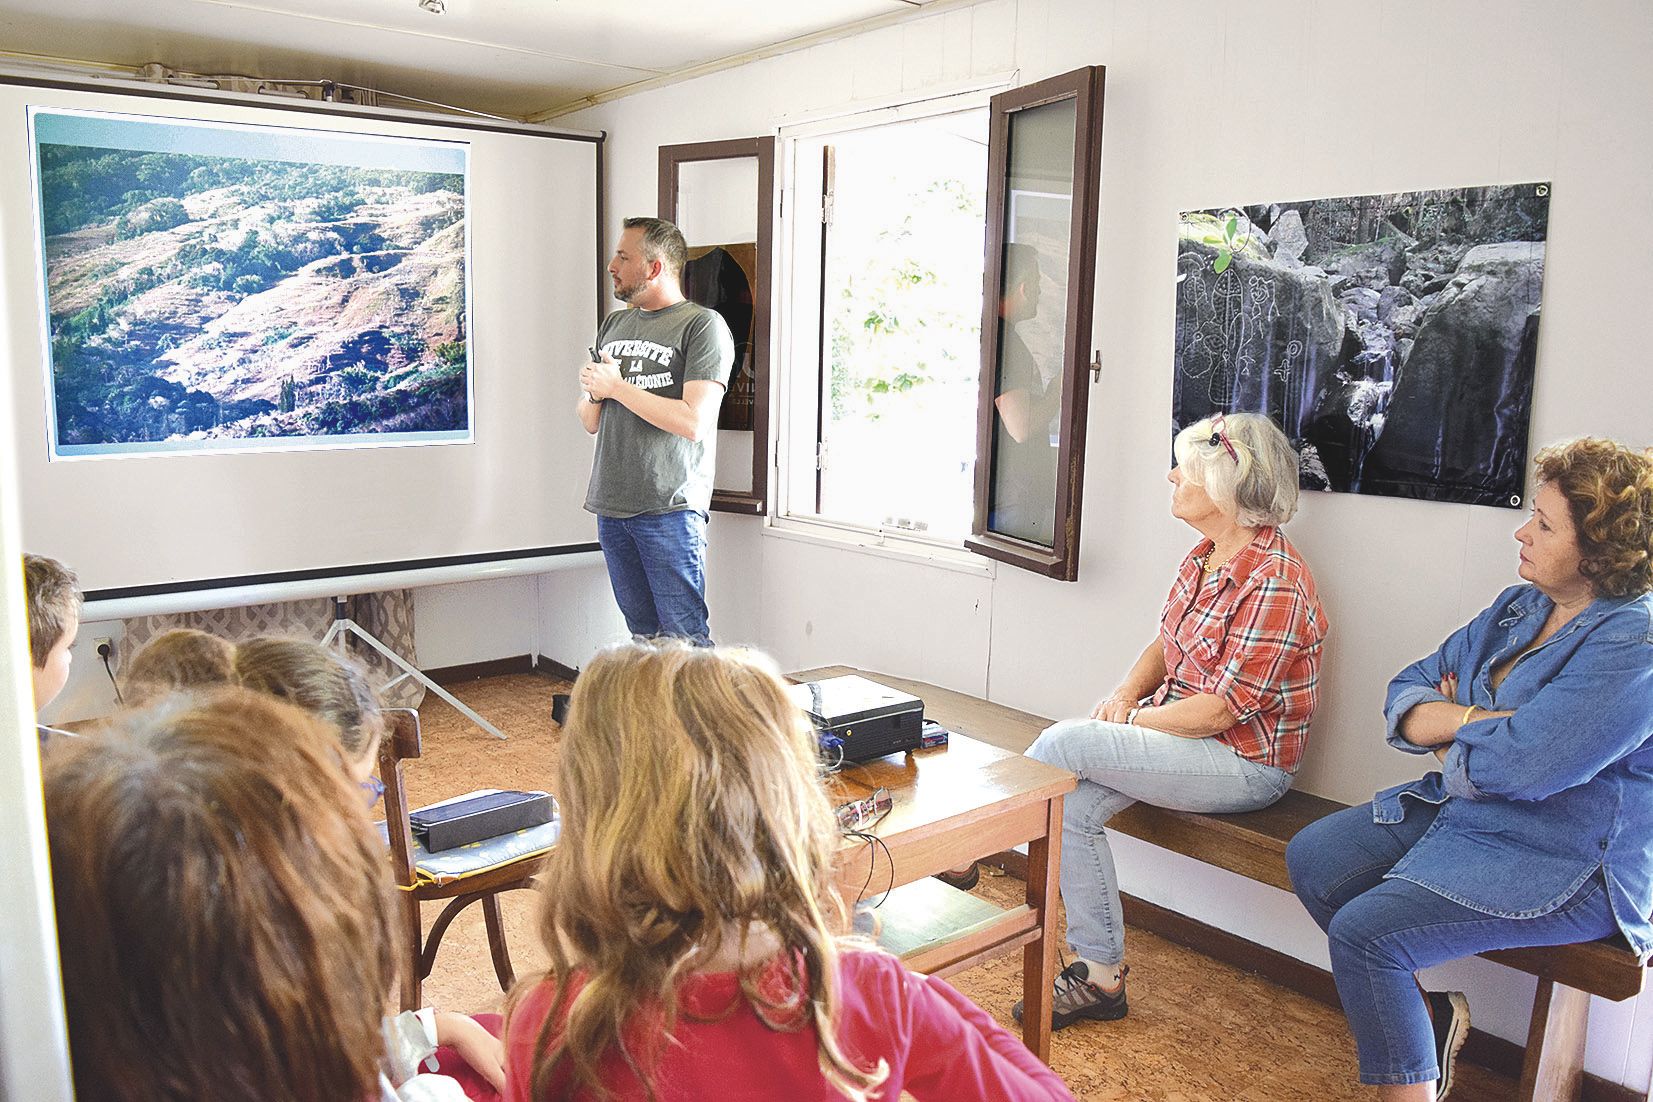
[379,708,422,888]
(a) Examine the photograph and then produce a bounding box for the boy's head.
[24,554,80,713]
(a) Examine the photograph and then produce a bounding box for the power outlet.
[93,637,114,659]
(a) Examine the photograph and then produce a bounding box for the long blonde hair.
[514,641,887,1101]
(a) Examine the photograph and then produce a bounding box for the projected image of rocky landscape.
[1174,183,1549,507]
[31,109,471,457]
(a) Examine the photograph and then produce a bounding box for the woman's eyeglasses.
[361,775,386,807]
[1208,412,1240,464]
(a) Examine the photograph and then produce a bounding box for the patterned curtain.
[118,590,425,709]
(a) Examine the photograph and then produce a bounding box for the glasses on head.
[1208,412,1240,464]
[361,774,386,807]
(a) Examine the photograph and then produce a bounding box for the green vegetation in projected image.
[819,110,987,541]
[31,109,472,458]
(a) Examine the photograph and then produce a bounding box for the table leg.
[1021,794,1063,1063]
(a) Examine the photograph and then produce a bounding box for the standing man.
[579,217,734,646]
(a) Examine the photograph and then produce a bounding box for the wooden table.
[792,666,1075,1062]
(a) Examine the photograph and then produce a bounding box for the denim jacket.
[1373,584,1653,959]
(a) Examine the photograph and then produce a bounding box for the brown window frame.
[965,66,1105,581]
[658,137,775,516]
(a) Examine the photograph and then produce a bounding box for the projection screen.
[0,73,603,606]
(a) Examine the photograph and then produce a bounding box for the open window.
[966,66,1106,580]
[775,97,990,548]
[659,137,775,515]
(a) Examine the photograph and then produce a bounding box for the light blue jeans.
[1026,719,1293,966]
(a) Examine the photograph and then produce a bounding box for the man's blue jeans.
[1026,718,1293,967]
[1286,802,1617,1086]
[597,510,712,646]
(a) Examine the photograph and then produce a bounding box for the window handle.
[1090,351,1102,383]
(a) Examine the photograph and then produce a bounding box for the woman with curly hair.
[1287,438,1653,1101]
[504,640,1075,1101]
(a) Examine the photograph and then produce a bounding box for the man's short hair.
[24,554,80,669]
[623,216,689,281]
[1004,242,1039,293]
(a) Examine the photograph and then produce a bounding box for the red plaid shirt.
[1151,527,1327,772]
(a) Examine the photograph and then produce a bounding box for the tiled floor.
[407,673,1517,1100]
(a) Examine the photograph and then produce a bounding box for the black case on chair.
[409,789,555,852]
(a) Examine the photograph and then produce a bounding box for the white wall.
[563,0,1653,1088]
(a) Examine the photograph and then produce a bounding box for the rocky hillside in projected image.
[40,151,469,451]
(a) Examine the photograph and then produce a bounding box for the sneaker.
[1427,990,1470,1099]
[1012,961,1129,1030]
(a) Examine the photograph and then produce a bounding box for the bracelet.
[1459,704,1478,728]
[1125,707,1140,726]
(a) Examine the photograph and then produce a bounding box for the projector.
[788,675,925,766]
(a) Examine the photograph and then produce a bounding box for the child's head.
[234,638,384,782]
[121,628,237,705]
[525,640,881,1100]
[43,688,396,1102]
[23,553,80,713]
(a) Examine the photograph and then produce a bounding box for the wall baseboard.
[425,654,577,685]
[981,851,1640,1102]
[533,654,580,682]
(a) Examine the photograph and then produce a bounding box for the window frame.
[658,136,775,516]
[773,90,996,551]
[965,66,1106,581]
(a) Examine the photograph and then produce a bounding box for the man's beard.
[612,277,643,303]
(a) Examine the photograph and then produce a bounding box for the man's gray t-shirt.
[585,300,735,518]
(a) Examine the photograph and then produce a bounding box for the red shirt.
[504,949,1074,1102]
[1152,527,1327,772]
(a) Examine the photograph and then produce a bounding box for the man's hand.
[580,354,623,401]
[434,1010,506,1092]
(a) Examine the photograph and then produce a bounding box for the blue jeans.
[1026,719,1293,966]
[597,510,712,646]
[1286,802,1618,1086]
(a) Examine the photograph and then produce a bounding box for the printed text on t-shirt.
[601,339,676,367]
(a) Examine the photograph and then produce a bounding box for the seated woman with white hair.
[1019,411,1328,1030]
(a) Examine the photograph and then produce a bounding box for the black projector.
[788,675,925,765]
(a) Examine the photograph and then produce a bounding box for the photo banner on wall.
[29,107,473,459]
[1173,182,1550,507]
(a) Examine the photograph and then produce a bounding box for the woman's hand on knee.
[1092,694,1136,723]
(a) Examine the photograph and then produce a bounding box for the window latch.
[1090,351,1102,383]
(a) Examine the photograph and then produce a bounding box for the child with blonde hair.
[505,640,1075,1101]
[121,627,237,705]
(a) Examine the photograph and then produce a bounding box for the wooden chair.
[379,708,547,1011]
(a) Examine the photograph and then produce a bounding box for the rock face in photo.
[1173,184,1549,507]
[1363,242,1545,505]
